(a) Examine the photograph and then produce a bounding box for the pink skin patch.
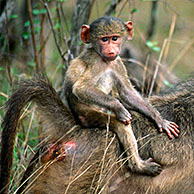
[64,141,77,150]
[41,141,77,163]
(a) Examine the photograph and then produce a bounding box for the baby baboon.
[61,16,179,176]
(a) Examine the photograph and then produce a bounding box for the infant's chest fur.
[96,69,115,95]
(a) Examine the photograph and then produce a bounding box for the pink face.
[98,34,121,61]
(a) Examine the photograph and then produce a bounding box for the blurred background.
[0,0,193,192]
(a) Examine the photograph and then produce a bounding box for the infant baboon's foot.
[130,158,162,176]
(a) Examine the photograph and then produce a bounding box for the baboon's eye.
[101,37,108,42]
[53,149,60,157]
[112,36,118,41]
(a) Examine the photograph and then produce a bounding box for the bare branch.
[60,3,70,34]
[5,0,12,88]
[147,0,159,40]
[104,0,122,16]
[43,1,66,62]
[27,0,40,73]
[117,0,128,17]
[0,0,15,33]
[40,6,46,72]
[69,0,95,58]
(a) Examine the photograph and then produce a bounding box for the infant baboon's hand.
[115,106,132,125]
[159,120,179,139]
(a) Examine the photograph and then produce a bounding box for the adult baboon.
[0,77,193,194]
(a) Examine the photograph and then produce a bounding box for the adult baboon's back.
[1,77,193,194]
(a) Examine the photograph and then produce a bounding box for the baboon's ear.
[125,21,133,40]
[81,25,90,44]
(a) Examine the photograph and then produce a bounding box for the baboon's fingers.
[169,128,179,137]
[162,120,180,138]
[164,128,173,139]
[170,123,180,133]
[169,123,180,134]
[171,122,179,128]
[124,119,131,125]
[159,127,163,133]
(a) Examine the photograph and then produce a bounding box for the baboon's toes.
[143,158,162,176]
